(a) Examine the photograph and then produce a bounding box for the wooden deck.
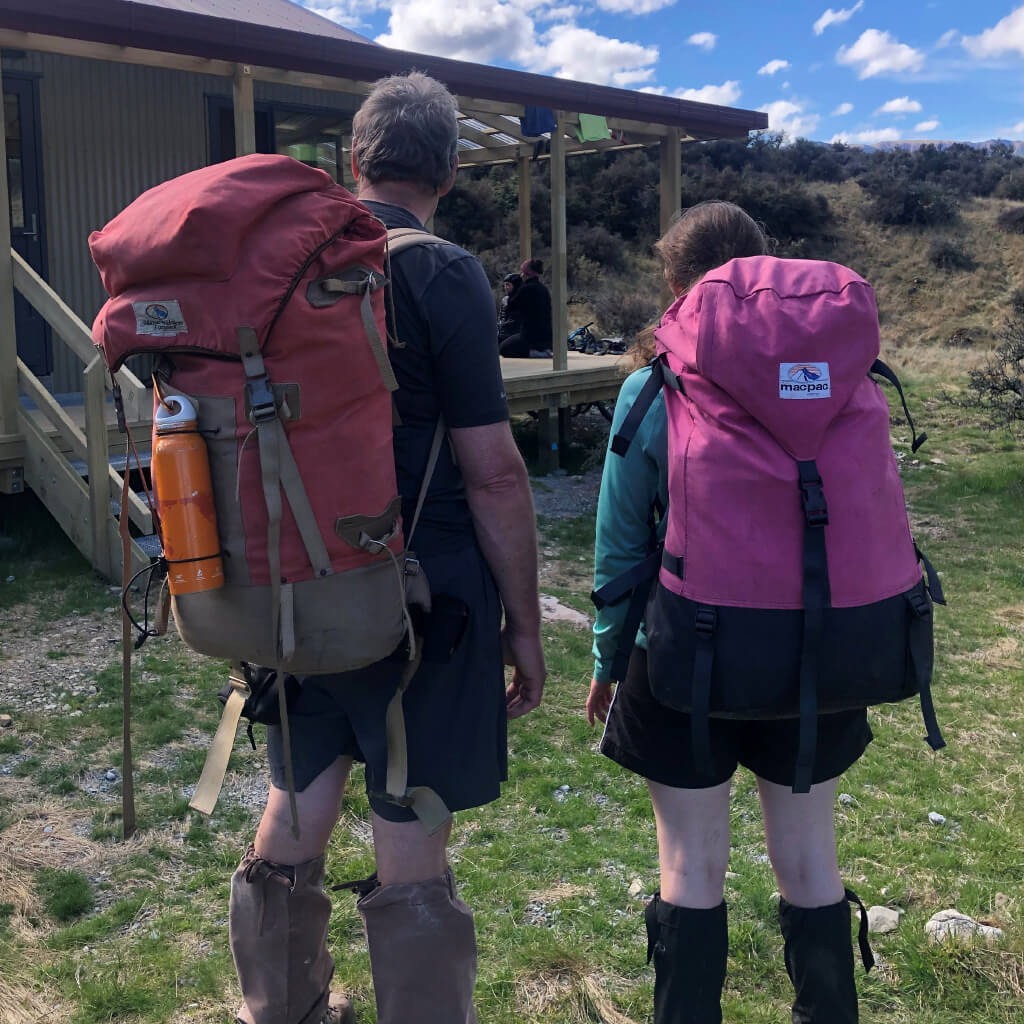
[0,354,627,474]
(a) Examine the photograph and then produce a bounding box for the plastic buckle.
[909,591,932,618]
[695,606,717,639]
[404,556,421,577]
[246,374,277,424]
[800,478,829,527]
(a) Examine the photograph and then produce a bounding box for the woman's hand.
[586,678,615,726]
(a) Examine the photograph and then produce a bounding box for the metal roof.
[127,0,370,43]
[0,0,767,137]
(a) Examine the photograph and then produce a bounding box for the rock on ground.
[540,594,592,629]
[925,909,1004,944]
[867,906,902,934]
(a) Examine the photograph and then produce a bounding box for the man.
[228,73,546,1024]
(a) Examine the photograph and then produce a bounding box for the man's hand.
[503,626,546,718]
[586,678,614,726]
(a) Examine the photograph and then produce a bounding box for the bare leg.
[757,775,843,908]
[647,779,732,909]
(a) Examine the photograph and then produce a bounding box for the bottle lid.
[155,395,198,431]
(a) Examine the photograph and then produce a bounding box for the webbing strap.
[119,440,137,840]
[269,417,332,578]
[591,548,663,609]
[916,545,946,605]
[794,460,830,795]
[870,359,927,453]
[383,651,452,835]
[360,287,399,393]
[844,888,876,973]
[691,606,717,777]
[190,664,250,815]
[611,360,667,457]
[407,419,446,552]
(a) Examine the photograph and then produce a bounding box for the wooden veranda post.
[233,63,257,156]
[0,50,20,449]
[659,127,682,306]
[518,155,532,264]
[550,114,568,372]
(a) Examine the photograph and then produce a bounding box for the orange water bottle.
[152,396,224,595]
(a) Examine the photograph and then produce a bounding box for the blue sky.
[300,1,1024,143]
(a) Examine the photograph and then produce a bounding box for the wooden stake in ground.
[119,443,137,840]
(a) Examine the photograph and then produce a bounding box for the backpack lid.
[89,154,337,296]
[656,255,881,459]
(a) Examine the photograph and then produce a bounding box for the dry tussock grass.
[526,881,590,904]
[515,960,639,1024]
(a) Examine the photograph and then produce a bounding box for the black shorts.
[267,541,507,822]
[600,647,873,789]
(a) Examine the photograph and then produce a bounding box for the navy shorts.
[600,647,873,789]
[267,542,507,821]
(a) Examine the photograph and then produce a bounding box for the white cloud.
[813,2,863,36]
[962,5,1024,59]
[831,101,854,116]
[936,29,959,49]
[1014,121,1024,134]
[915,120,940,132]
[376,2,659,87]
[758,59,790,75]
[877,96,922,114]
[301,0,383,30]
[593,0,678,12]
[674,80,742,105]
[541,25,659,86]
[837,29,926,78]
[830,127,902,144]
[759,99,821,139]
[687,32,718,51]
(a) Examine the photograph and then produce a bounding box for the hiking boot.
[645,894,727,1024]
[357,868,477,1024]
[230,845,340,1024]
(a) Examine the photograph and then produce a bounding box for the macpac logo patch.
[779,362,831,400]
[133,300,188,337]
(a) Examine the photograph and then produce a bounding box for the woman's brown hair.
[632,200,769,366]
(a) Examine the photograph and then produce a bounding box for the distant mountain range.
[849,139,1024,155]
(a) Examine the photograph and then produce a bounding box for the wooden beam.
[659,127,682,307]
[233,64,256,157]
[84,357,111,576]
[458,138,649,167]
[0,53,17,436]
[518,156,532,265]
[11,249,93,364]
[0,29,234,77]
[659,127,682,234]
[550,114,569,373]
[248,64,368,98]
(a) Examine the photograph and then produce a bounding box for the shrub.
[859,177,959,227]
[36,867,94,921]
[591,285,660,342]
[996,207,1024,234]
[995,171,1024,201]
[1011,288,1024,320]
[928,237,976,271]
[569,224,626,270]
[955,315,1024,426]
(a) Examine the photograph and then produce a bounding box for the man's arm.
[449,421,546,718]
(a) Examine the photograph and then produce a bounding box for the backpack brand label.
[779,362,831,399]
[133,300,188,337]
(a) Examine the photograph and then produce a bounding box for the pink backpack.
[600,256,945,792]
[91,154,449,830]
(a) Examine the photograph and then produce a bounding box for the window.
[207,97,352,181]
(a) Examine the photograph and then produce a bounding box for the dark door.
[4,75,50,376]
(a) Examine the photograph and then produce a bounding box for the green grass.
[36,868,95,922]
[0,364,1022,1022]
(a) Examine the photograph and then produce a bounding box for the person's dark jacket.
[506,277,552,352]
[497,292,522,344]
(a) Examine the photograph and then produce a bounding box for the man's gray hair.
[352,72,460,191]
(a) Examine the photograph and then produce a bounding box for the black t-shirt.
[506,277,552,350]
[363,201,510,553]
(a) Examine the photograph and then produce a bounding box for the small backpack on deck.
[90,154,450,831]
[596,256,946,792]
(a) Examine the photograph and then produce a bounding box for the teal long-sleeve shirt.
[592,366,669,683]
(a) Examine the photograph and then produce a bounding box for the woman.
[588,201,873,1024]
[499,259,553,358]
[497,272,523,347]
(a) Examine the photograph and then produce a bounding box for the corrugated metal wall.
[3,50,362,392]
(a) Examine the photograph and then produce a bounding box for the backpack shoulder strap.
[386,227,452,256]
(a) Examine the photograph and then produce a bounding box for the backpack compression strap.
[870,360,927,453]
[611,358,681,457]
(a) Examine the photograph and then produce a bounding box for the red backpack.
[91,154,449,830]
